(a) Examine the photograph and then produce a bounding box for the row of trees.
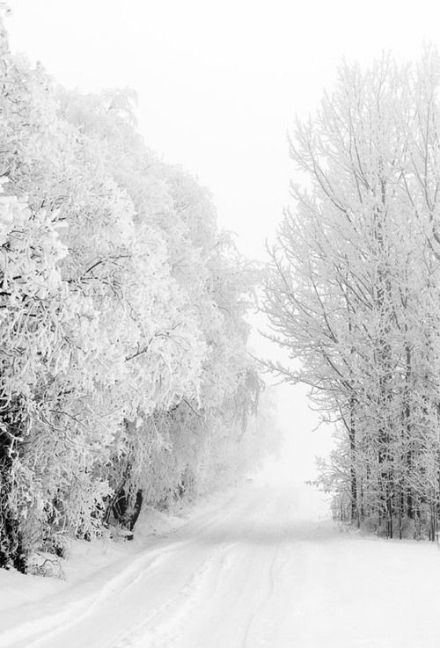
[0,15,274,572]
[265,51,440,539]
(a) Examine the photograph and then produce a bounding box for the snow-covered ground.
[2,462,440,647]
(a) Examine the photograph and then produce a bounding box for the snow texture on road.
[2,470,440,648]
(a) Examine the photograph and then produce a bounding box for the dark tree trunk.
[349,395,358,525]
[0,397,26,572]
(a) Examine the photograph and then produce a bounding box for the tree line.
[265,50,440,540]
[0,15,275,572]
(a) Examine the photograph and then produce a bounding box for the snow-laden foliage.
[265,51,440,540]
[0,16,267,571]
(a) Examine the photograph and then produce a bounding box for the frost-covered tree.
[265,52,440,539]
[0,13,266,571]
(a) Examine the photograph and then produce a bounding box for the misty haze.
[1,1,440,647]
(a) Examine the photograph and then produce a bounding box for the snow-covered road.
[3,472,440,648]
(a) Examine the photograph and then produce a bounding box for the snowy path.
[3,476,440,648]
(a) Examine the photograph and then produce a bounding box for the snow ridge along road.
[3,473,440,647]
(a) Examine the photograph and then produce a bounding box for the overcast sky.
[6,0,440,477]
[7,0,439,261]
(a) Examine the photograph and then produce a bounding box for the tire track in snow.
[3,488,245,648]
[111,541,239,648]
[113,487,274,648]
[240,544,282,648]
[5,481,333,648]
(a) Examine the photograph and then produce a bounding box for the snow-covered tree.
[265,52,440,539]
[0,13,266,570]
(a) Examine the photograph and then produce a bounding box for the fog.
[7,0,435,478]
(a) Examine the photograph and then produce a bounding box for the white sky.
[7,0,439,260]
[5,0,440,477]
